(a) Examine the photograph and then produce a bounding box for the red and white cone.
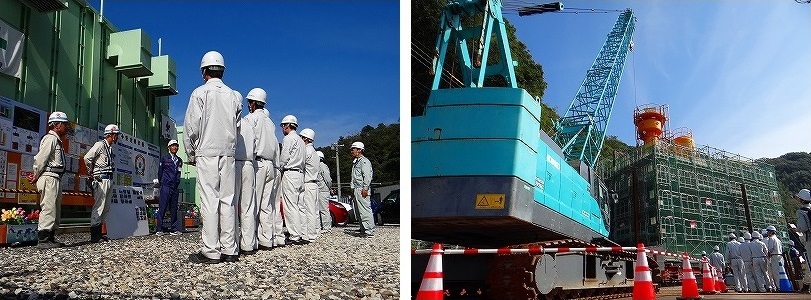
[714,266,727,292]
[416,243,444,300]
[676,254,703,300]
[699,258,719,295]
[632,243,656,300]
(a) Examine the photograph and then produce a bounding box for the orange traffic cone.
[714,266,727,293]
[676,255,703,300]
[416,243,444,300]
[632,243,656,300]
[699,258,718,295]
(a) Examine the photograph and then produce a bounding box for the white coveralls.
[300,143,320,241]
[351,155,374,235]
[317,161,333,231]
[750,239,770,292]
[765,234,784,291]
[184,78,242,259]
[33,131,65,233]
[709,250,725,283]
[279,130,305,242]
[251,109,282,248]
[741,240,756,292]
[796,204,811,287]
[234,117,257,252]
[726,239,746,292]
[84,139,115,227]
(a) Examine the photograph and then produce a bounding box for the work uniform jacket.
[317,161,332,192]
[350,155,372,190]
[84,139,114,176]
[279,130,305,173]
[183,78,242,160]
[158,153,182,186]
[33,130,65,179]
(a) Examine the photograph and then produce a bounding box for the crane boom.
[553,9,635,169]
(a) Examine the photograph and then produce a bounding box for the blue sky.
[87,1,400,148]
[505,1,811,159]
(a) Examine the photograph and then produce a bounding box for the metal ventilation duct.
[21,0,67,13]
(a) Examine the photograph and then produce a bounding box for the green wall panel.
[24,12,55,110]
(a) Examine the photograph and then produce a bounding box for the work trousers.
[36,175,62,232]
[769,255,783,290]
[744,260,756,292]
[281,171,304,242]
[236,160,257,251]
[752,257,769,292]
[196,156,237,259]
[319,190,331,231]
[730,258,746,292]
[803,250,811,285]
[90,178,112,227]
[300,182,320,241]
[353,187,374,235]
[156,182,180,232]
[257,160,284,247]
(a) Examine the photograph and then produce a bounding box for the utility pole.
[333,143,344,202]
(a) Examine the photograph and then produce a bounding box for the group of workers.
[710,188,811,294]
[182,51,374,264]
[28,51,376,261]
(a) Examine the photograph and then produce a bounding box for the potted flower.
[1,207,39,244]
[185,205,200,228]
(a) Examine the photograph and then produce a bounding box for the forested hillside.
[761,152,811,224]
[316,123,399,195]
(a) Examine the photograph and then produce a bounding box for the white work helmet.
[797,189,811,202]
[316,151,324,160]
[737,237,744,243]
[728,233,736,239]
[48,111,68,123]
[743,232,752,240]
[788,240,795,246]
[300,128,315,141]
[246,88,267,104]
[713,245,720,251]
[701,251,707,256]
[766,225,776,232]
[200,51,225,70]
[104,124,120,135]
[168,139,179,147]
[752,232,761,239]
[351,141,365,150]
[281,115,298,126]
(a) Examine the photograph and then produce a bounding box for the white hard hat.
[701,251,707,255]
[737,237,744,243]
[104,124,120,135]
[797,189,811,202]
[153,179,159,185]
[788,240,795,246]
[200,51,225,70]
[281,115,298,126]
[168,139,179,147]
[728,233,736,239]
[766,225,776,231]
[316,151,324,159]
[246,88,267,104]
[753,232,761,239]
[300,128,315,141]
[48,111,68,123]
[713,245,720,251]
[743,232,752,240]
[351,141,365,150]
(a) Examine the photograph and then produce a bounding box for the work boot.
[48,230,65,247]
[36,230,60,249]
[89,225,109,243]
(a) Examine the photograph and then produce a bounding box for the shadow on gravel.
[61,241,94,248]
[0,269,38,279]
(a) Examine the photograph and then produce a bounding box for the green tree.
[760,152,811,224]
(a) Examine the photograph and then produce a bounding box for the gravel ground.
[0,224,400,300]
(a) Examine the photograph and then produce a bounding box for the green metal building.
[1,0,177,147]
[599,140,786,257]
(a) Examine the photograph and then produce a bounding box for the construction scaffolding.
[599,140,785,257]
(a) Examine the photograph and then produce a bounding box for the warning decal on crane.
[476,194,505,209]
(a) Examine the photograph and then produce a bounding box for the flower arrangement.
[186,206,198,219]
[1,207,39,225]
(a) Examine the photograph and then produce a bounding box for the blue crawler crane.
[412,0,645,298]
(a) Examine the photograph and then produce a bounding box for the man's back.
[184,78,241,158]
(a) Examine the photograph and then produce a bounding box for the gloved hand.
[85,178,94,192]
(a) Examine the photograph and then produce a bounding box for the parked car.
[372,189,399,225]
[329,198,351,226]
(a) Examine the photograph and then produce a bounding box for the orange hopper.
[633,104,667,146]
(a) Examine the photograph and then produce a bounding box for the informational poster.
[97,124,159,187]
[106,186,149,239]
[0,97,45,155]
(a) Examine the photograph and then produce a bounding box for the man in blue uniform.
[156,139,183,235]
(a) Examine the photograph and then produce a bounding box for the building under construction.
[599,104,786,258]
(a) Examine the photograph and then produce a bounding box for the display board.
[96,124,160,187]
[105,186,149,239]
[0,97,46,205]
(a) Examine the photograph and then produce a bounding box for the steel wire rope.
[411,39,465,87]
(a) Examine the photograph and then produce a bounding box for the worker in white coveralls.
[299,128,320,242]
[279,115,306,245]
[240,88,279,254]
[233,90,257,256]
[764,225,783,292]
[740,232,755,292]
[316,151,333,232]
[247,90,281,251]
[184,51,242,264]
[726,233,746,292]
[84,124,120,243]
[794,188,811,293]
[750,231,771,292]
[350,141,374,237]
[30,112,69,249]
[710,245,725,283]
